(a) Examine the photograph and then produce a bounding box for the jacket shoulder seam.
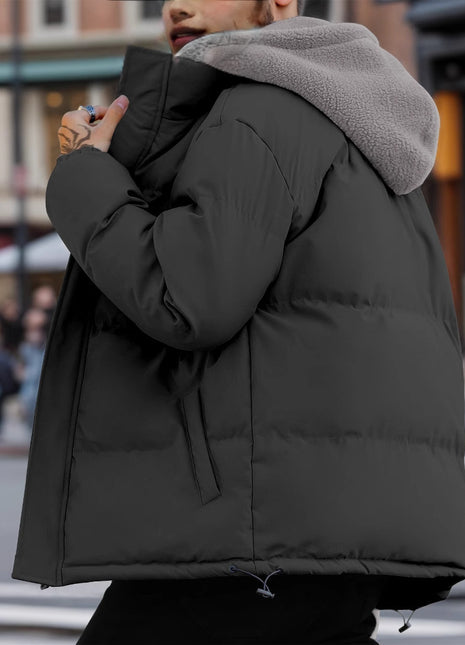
[236,117,294,204]
[201,114,295,206]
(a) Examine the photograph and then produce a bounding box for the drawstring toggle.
[394,608,417,633]
[229,564,283,598]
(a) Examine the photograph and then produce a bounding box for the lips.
[171,29,206,51]
[174,33,204,48]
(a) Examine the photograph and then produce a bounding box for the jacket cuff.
[56,144,104,164]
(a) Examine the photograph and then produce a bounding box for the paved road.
[1,397,465,644]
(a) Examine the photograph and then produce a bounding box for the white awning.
[0,232,70,273]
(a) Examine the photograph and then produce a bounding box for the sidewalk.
[0,580,108,644]
[0,580,109,631]
[0,396,31,457]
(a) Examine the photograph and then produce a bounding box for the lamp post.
[11,0,28,318]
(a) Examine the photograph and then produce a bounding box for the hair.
[297,0,307,15]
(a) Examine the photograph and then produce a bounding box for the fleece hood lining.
[176,15,440,195]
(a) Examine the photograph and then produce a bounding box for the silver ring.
[77,104,96,123]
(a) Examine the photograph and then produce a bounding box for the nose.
[167,0,195,22]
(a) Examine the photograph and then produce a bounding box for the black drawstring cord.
[229,564,283,598]
[394,608,417,632]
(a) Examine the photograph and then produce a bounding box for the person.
[12,0,465,644]
[0,329,20,435]
[30,284,57,340]
[15,308,47,431]
[0,295,23,355]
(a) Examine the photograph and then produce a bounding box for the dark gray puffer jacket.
[12,16,465,625]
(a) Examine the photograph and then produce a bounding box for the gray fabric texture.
[176,15,439,196]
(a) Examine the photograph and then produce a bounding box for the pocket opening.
[180,386,221,505]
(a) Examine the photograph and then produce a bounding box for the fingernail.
[116,94,129,110]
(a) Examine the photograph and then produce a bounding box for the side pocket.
[179,386,221,505]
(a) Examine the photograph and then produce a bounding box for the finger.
[97,96,129,139]
[79,105,107,122]
[62,105,107,123]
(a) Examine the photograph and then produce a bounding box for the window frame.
[27,0,77,40]
[124,0,166,38]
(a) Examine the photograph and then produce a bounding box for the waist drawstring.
[230,566,418,632]
[37,568,418,630]
[394,608,417,632]
[229,564,283,598]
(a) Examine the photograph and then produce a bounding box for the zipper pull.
[40,584,50,590]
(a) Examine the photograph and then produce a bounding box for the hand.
[57,94,129,155]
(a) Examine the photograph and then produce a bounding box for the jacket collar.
[109,45,234,210]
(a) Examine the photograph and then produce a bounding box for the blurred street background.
[2,0,465,643]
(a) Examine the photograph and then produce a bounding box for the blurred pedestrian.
[31,284,57,340]
[0,295,23,355]
[15,308,47,431]
[0,330,20,437]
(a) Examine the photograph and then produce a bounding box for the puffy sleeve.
[45,118,295,351]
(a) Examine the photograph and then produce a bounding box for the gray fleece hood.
[175,15,440,196]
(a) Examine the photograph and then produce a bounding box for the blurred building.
[0,0,169,301]
[315,0,465,349]
[0,0,463,345]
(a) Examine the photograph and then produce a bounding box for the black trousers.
[76,573,385,645]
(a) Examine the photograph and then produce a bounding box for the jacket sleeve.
[45,118,295,351]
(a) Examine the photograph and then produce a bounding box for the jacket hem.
[37,556,465,586]
[12,557,465,611]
